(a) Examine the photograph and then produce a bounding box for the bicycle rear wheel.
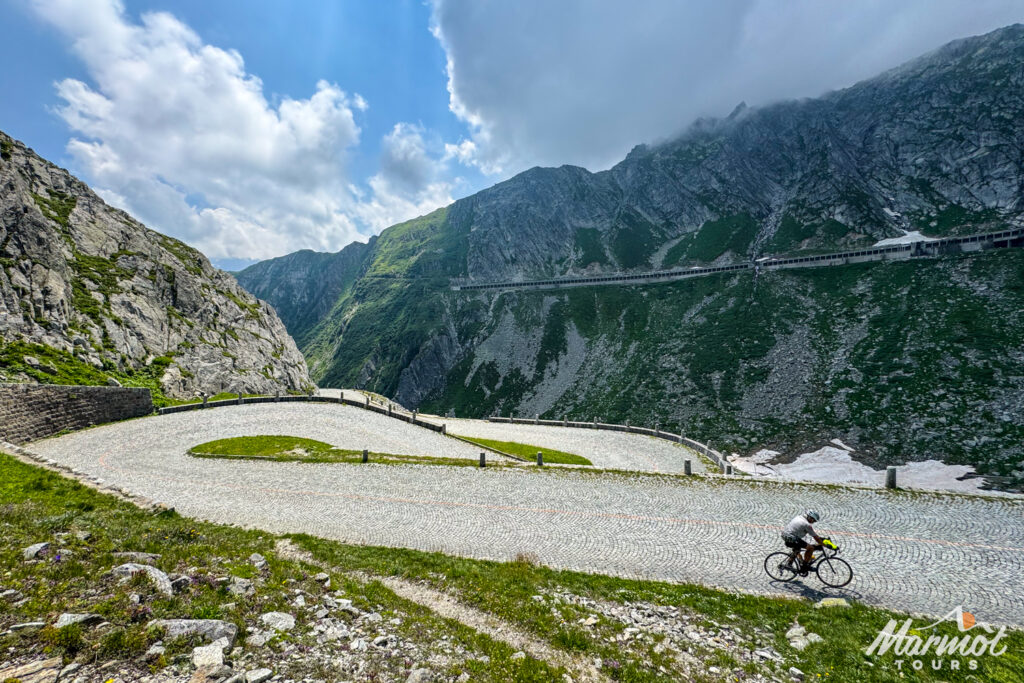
[764,552,798,582]
[816,556,853,587]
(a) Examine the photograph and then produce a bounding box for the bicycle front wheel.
[764,552,798,582]
[816,556,853,587]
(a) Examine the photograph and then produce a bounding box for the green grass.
[0,341,181,408]
[188,435,512,469]
[3,452,1022,682]
[456,436,593,465]
[0,453,563,681]
[0,138,12,161]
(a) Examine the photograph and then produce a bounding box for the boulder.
[259,611,295,632]
[150,619,239,647]
[54,613,104,629]
[228,577,254,597]
[0,657,62,683]
[192,637,229,668]
[112,563,173,595]
[246,668,273,683]
[23,542,50,560]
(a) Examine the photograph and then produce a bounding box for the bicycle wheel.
[816,556,853,587]
[764,552,798,582]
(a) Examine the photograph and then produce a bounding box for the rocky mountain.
[237,25,1024,489]
[0,131,312,401]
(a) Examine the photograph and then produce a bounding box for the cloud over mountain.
[431,0,1024,175]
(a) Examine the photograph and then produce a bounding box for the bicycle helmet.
[806,510,821,522]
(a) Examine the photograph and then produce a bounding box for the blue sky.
[2,0,1023,268]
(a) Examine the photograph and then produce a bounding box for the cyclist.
[781,510,825,574]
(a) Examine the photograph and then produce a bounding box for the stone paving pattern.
[29,404,1024,626]
[442,418,708,473]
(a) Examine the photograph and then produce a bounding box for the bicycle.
[764,538,853,587]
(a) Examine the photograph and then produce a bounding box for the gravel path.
[29,404,1024,626]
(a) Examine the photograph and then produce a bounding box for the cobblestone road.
[442,419,708,473]
[30,404,1024,626]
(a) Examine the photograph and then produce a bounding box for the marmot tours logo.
[865,606,1008,672]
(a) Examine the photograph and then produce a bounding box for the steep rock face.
[0,131,312,398]
[458,24,1024,281]
[235,239,373,348]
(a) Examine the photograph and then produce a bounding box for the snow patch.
[731,446,996,494]
[873,230,938,247]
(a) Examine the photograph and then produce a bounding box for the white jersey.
[783,515,814,541]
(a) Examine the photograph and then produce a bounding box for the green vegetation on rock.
[31,190,77,231]
[0,341,178,407]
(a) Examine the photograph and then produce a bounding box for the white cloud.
[31,0,453,260]
[430,0,1024,175]
[355,123,455,232]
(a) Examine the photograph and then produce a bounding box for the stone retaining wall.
[0,383,153,444]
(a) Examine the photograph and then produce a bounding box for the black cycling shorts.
[782,534,807,550]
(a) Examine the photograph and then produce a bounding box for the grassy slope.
[302,206,468,391]
[4,453,1021,682]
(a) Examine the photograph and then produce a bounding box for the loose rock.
[112,563,174,595]
[0,656,62,683]
[150,619,239,647]
[245,669,273,683]
[22,542,50,560]
[54,613,104,629]
[407,669,433,683]
[259,611,295,632]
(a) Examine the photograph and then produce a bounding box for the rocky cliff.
[0,131,312,400]
[237,26,1024,489]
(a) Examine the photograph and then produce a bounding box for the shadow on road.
[766,579,865,603]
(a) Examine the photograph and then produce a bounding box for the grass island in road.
[188,435,512,468]
[456,436,593,466]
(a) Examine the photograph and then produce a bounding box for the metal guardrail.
[486,415,728,471]
[453,226,1024,293]
[157,393,447,433]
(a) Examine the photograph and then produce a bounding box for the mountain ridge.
[236,25,1024,489]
